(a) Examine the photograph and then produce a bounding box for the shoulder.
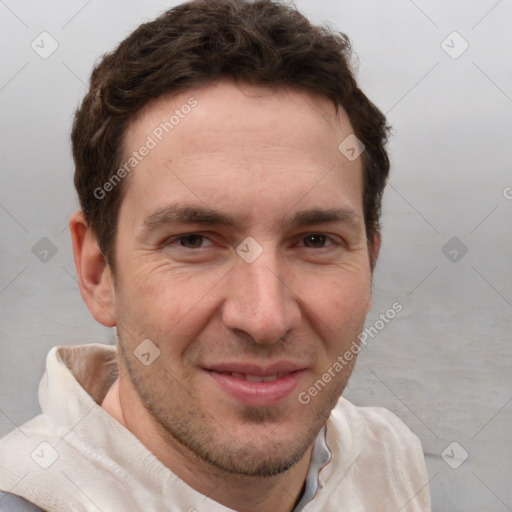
[332,397,424,459]
[326,398,431,510]
[0,414,63,510]
[328,398,429,482]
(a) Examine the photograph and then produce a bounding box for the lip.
[205,361,305,377]
[204,362,306,407]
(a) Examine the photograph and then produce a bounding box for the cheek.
[299,265,372,323]
[113,259,223,349]
[296,266,372,364]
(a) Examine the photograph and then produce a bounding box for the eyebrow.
[141,205,235,234]
[139,204,361,237]
[288,207,360,228]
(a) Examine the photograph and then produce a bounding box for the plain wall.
[1,1,511,510]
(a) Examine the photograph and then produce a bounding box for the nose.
[221,248,301,345]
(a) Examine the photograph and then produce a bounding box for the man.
[0,0,431,510]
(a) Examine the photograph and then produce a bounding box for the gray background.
[1,0,511,510]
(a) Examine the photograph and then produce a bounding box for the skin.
[70,80,380,512]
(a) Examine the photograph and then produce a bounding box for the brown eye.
[179,234,205,248]
[303,234,329,248]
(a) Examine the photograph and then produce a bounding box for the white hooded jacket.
[0,344,431,512]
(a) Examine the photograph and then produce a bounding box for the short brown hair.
[72,0,390,267]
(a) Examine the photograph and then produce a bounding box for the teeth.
[245,374,264,383]
[227,372,281,382]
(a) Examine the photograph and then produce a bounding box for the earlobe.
[69,211,116,327]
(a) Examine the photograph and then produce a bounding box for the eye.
[175,234,212,249]
[302,234,332,249]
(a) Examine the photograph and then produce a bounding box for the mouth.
[203,362,306,407]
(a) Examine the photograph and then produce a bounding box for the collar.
[293,424,332,511]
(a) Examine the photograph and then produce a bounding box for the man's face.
[111,81,374,477]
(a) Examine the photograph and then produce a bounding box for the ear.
[369,232,382,270]
[366,232,382,313]
[69,211,116,327]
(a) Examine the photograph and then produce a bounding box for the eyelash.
[164,233,339,250]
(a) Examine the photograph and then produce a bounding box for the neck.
[101,376,312,512]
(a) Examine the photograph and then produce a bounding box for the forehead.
[119,81,363,223]
[127,81,351,160]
